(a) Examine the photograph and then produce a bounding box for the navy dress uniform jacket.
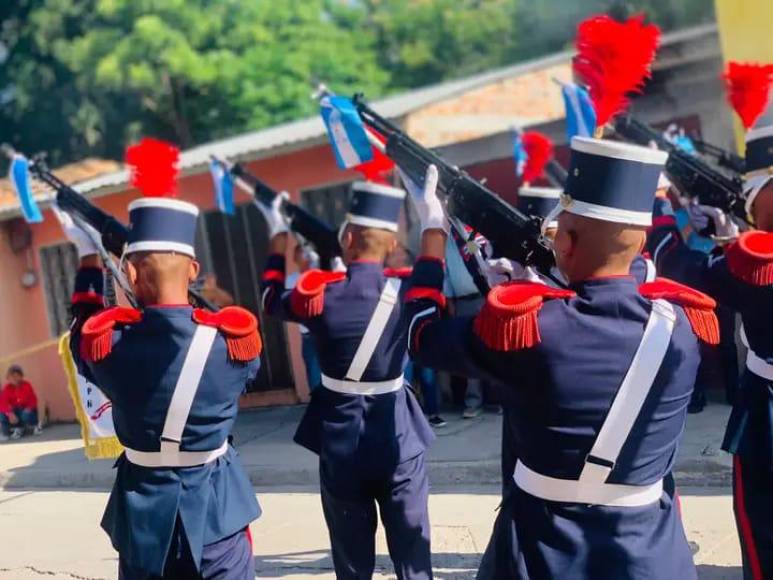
[70,267,261,577]
[405,257,704,578]
[647,201,773,578]
[648,201,773,467]
[261,256,434,465]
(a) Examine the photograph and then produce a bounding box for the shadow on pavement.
[697,564,743,579]
[254,549,480,578]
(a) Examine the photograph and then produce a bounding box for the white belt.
[321,373,404,395]
[514,461,664,507]
[746,348,773,380]
[740,326,773,380]
[125,440,229,468]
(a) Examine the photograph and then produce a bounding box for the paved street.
[0,486,742,579]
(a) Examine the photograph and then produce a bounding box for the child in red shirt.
[0,365,41,441]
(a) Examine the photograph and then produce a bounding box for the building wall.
[0,143,357,422]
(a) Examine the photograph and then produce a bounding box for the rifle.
[1,144,216,310]
[691,138,745,174]
[211,156,342,270]
[352,95,562,285]
[612,115,749,224]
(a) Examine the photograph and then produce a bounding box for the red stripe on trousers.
[733,455,763,580]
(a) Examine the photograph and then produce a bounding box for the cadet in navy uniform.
[647,120,773,578]
[60,139,262,580]
[404,138,714,579]
[257,182,435,579]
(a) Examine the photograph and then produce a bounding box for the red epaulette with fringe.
[193,307,262,362]
[290,270,347,318]
[473,282,575,351]
[639,278,719,344]
[725,231,773,287]
[384,267,413,279]
[81,307,143,362]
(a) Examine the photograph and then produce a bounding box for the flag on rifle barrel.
[513,131,528,179]
[9,154,43,223]
[320,95,374,169]
[209,159,235,215]
[561,82,596,141]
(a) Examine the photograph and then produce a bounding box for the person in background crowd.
[673,197,740,413]
[286,243,323,392]
[388,244,446,427]
[443,233,487,419]
[0,365,42,441]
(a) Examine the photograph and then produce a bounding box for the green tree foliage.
[0,0,713,165]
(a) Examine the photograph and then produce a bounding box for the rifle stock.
[352,95,560,282]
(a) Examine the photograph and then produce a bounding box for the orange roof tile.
[0,158,121,216]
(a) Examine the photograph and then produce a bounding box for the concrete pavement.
[0,401,733,490]
[0,487,742,579]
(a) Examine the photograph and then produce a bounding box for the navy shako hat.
[743,124,773,216]
[558,137,668,226]
[124,138,199,258]
[127,198,199,257]
[517,187,561,229]
[347,181,405,232]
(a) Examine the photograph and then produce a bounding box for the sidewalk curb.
[0,458,732,491]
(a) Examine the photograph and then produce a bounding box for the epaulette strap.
[725,231,773,286]
[473,282,575,351]
[290,270,347,318]
[383,267,413,279]
[192,307,262,362]
[81,307,142,362]
[639,278,719,344]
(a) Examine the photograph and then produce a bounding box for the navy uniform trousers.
[119,524,253,580]
[648,206,773,579]
[261,257,435,579]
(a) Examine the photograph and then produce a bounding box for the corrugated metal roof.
[0,23,718,221]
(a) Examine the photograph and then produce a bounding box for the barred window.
[39,242,79,337]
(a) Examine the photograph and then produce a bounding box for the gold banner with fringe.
[58,333,123,460]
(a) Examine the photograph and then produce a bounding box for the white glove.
[399,164,448,232]
[51,204,100,258]
[484,258,540,286]
[254,192,289,237]
[695,205,739,240]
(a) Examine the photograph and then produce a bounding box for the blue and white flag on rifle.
[9,154,43,224]
[320,95,373,169]
[209,159,235,215]
[512,131,528,179]
[561,82,596,141]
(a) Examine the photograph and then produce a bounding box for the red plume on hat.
[353,131,395,185]
[521,132,553,184]
[722,62,773,130]
[573,13,661,127]
[125,138,180,197]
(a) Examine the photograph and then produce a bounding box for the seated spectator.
[0,365,42,441]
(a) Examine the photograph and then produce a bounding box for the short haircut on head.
[559,212,646,271]
[346,224,396,260]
